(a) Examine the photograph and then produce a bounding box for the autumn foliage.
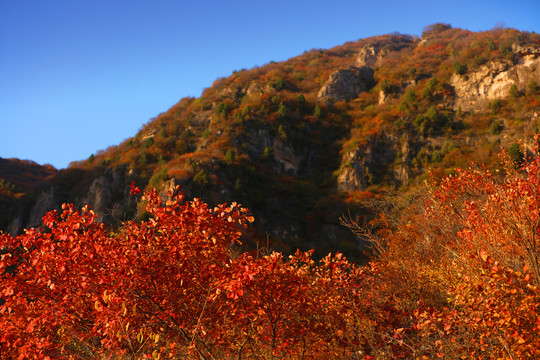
[3,141,540,358]
[363,144,540,359]
[0,185,401,359]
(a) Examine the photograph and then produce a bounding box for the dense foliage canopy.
[2,143,540,358]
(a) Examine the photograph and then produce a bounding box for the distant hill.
[0,158,56,230]
[3,24,540,259]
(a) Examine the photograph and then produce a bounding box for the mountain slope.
[4,24,540,259]
[0,158,56,231]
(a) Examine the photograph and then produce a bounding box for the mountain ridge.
[3,24,540,259]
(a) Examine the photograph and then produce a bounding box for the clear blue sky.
[1,0,539,169]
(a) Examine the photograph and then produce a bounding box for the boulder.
[318,66,374,103]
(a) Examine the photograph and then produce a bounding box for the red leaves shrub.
[0,187,254,358]
[418,253,540,359]
[1,186,407,359]
[4,141,540,358]
[362,141,540,359]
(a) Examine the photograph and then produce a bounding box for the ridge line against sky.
[1,0,539,169]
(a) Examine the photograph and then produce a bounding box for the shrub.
[441,141,456,154]
[489,120,503,134]
[431,150,442,162]
[277,101,288,118]
[453,61,466,75]
[216,102,230,117]
[527,79,538,94]
[272,77,284,90]
[422,23,452,38]
[314,104,322,119]
[262,147,274,159]
[193,169,209,188]
[509,83,522,98]
[508,142,523,164]
[202,128,210,139]
[148,166,168,189]
[278,124,288,142]
[348,141,540,358]
[0,186,403,359]
[489,99,503,114]
[224,148,236,164]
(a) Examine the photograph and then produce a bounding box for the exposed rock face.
[356,45,387,68]
[80,166,136,223]
[451,46,540,111]
[318,66,374,103]
[512,44,540,57]
[246,81,274,97]
[337,134,412,192]
[356,37,414,67]
[8,167,138,235]
[272,139,304,176]
[7,187,60,234]
[243,129,306,176]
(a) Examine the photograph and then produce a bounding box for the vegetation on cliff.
[1,23,540,358]
[1,145,540,358]
[3,24,540,259]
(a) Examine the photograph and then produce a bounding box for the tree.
[277,101,288,118]
[453,61,466,75]
[193,169,209,188]
[224,148,236,164]
[351,140,540,358]
[278,125,288,142]
[509,83,522,98]
[1,186,403,359]
[422,23,452,38]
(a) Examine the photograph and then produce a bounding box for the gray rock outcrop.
[318,66,374,103]
[79,166,136,223]
[8,166,138,235]
[337,134,412,192]
[7,187,60,234]
[356,37,414,68]
[451,46,540,111]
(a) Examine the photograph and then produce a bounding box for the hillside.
[3,24,540,259]
[0,158,56,231]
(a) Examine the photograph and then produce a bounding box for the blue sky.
[1,0,539,169]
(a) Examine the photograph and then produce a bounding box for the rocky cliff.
[318,66,374,103]
[451,44,540,111]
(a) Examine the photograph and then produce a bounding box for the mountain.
[3,24,540,259]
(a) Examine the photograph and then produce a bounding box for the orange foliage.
[0,187,412,359]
